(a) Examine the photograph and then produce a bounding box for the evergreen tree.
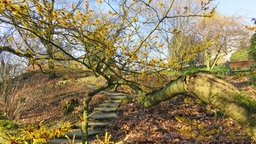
[250,33,256,61]
[250,18,256,61]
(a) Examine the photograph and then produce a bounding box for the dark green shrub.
[248,69,256,85]
[0,112,19,130]
[0,120,19,130]
[249,33,256,61]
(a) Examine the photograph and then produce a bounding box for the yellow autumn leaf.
[131,17,137,22]
[8,36,13,42]
[159,43,164,47]
[0,3,4,13]
[184,97,192,104]
[97,0,102,4]
[175,116,185,123]
[158,2,164,7]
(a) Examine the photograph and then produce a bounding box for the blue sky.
[216,0,256,25]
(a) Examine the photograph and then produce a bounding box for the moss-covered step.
[48,138,82,144]
[98,103,120,107]
[94,107,118,112]
[108,95,128,100]
[48,129,100,143]
[90,113,117,120]
[66,129,101,139]
[88,122,109,127]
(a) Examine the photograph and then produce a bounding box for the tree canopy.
[0,0,218,89]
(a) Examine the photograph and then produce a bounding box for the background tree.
[0,24,28,116]
[161,0,214,68]
[249,33,256,61]
[0,0,88,78]
[0,52,26,116]
[192,13,250,70]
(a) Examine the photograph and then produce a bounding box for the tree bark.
[140,72,256,140]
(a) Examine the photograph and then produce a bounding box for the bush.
[249,33,256,60]
[0,120,19,130]
[0,112,19,130]
[62,98,79,115]
[248,69,256,85]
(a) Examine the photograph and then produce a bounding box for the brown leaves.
[106,94,253,143]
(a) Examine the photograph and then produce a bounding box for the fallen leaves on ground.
[103,75,255,143]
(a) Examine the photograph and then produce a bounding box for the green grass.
[169,65,230,76]
[230,48,250,61]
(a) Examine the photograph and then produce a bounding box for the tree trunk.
[140,72,256,140]
[81,85,110,144]
[46,44,57,79]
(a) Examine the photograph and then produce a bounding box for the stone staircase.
[48,92,128,144]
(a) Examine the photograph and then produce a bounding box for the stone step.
[88,122,109,127]
[98,103,120,107]
[90,113,117,120]
[48,138,82,144]
[65,129,101,139]
[94,107,118,112]
[48,129,101,143]
[73,122,108,130]
[106,99,122,103]
[102,92,128,96]
[108,95,128,100]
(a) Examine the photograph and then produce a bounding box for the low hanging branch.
[140,72,256,140]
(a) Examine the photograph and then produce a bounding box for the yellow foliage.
[131,16,137,22]
[0,3,4,13]
[8,36,13,42]
[159,43,164,48]
[96,132,114,144]
[97,0,102,4]
[184,97,192,104]
[158,2,164,7]
[246,26,256,31]
[6,121,71,144]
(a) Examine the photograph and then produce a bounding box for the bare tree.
[192,13,251,70]
[0,52,27,116]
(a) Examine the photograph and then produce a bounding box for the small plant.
[0,119,19,130]
[63,98,79,115]
[65,134,77,144]
[0,126,9,143]
[0,112,19,130]
[95,132,114,144]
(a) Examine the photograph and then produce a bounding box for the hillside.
[0,70,256,143]
[0,69,109,127]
